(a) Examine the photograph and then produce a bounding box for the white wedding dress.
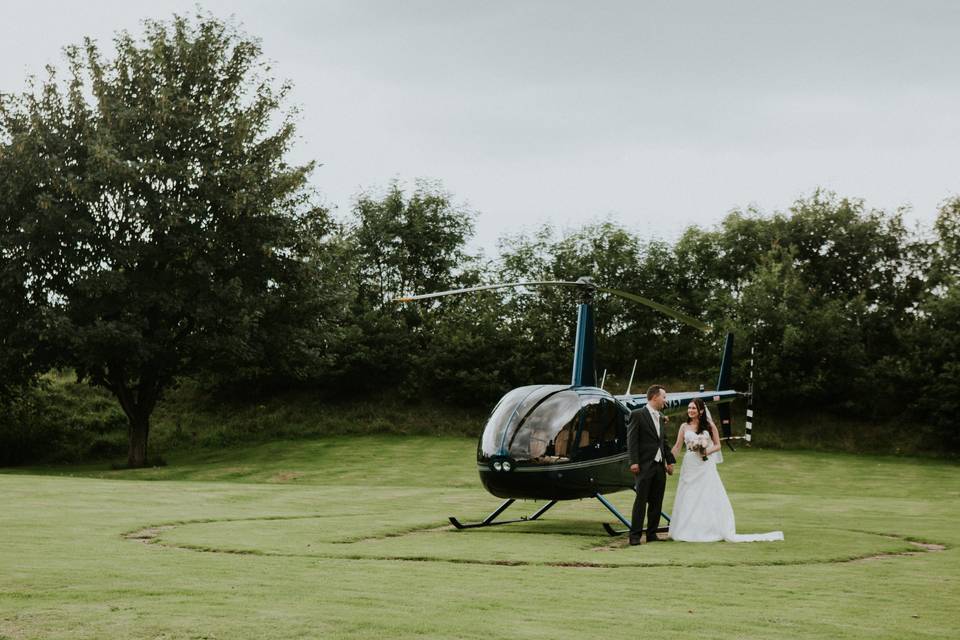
[669,430,783,543]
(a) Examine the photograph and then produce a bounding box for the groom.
[627,384,676,545]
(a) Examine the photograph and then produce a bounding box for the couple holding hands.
[627,385,783,545]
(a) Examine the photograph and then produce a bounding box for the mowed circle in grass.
[148,514,920,568]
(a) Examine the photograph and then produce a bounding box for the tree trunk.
[127,412,150,468]
[107,373,160,469]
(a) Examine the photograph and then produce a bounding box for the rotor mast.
[570,277,597,387]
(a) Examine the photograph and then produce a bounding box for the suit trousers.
[631,462,666,537]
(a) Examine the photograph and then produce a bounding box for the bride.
[668,398,783,543]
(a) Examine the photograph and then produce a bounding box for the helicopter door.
[553,424,588,458]
[571,397,626,460]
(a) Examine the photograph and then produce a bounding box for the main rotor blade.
[396,280,712,333]
[597,286,712,333]
[394,280,582,302]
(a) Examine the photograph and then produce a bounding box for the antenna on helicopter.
[599,369,607,390]
[624,359,638,396]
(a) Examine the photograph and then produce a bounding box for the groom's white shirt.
[646,405,662,462]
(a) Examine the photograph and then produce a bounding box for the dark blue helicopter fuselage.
[469,291,740,501]
[476,384,740,501]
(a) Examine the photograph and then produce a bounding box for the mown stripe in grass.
[123,518,945,569]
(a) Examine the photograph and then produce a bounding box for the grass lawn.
[1,437,958,639]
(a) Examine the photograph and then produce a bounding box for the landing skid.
[596,490,671,537]
[449,492,671,535]
[601,521,670,537]
[448,499,558,530]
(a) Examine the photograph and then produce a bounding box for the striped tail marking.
[745,345,754,443]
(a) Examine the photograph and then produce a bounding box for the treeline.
[304,185,959,451]
[12,182,956,461]
[1,14,957,465]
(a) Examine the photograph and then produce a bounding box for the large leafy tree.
[336,180,477,391]
[0,14,330,466]
[896,197,960,447]
[665,192,923,412]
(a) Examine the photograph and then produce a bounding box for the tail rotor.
[716,333,735,441]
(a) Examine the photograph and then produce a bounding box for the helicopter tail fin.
[745,343,755,443]
[716,333,734,438]
[716,332,733,390]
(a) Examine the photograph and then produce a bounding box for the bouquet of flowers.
[684,430,713,461]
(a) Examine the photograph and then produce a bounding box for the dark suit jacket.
[627,406,676,476]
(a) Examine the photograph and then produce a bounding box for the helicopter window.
[571,397,625,460]
[478,387,628,465]
[479,385,570,459]
[510,393,626,464]
[510,391,582,463]
[550,418,587,459]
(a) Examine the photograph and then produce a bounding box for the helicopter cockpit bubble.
[478,385,629,467]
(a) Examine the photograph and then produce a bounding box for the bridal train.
[668,449,784,543]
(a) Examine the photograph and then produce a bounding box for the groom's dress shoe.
[628,535,641,546]
[645,533,662,543]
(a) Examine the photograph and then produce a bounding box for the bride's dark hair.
[688,398,712,434]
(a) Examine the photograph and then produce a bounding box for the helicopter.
[396,276,754,536]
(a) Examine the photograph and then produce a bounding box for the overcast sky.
[2,1,958,253]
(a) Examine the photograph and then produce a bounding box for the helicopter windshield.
[479,385,569,457]
[479,386,627,465]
